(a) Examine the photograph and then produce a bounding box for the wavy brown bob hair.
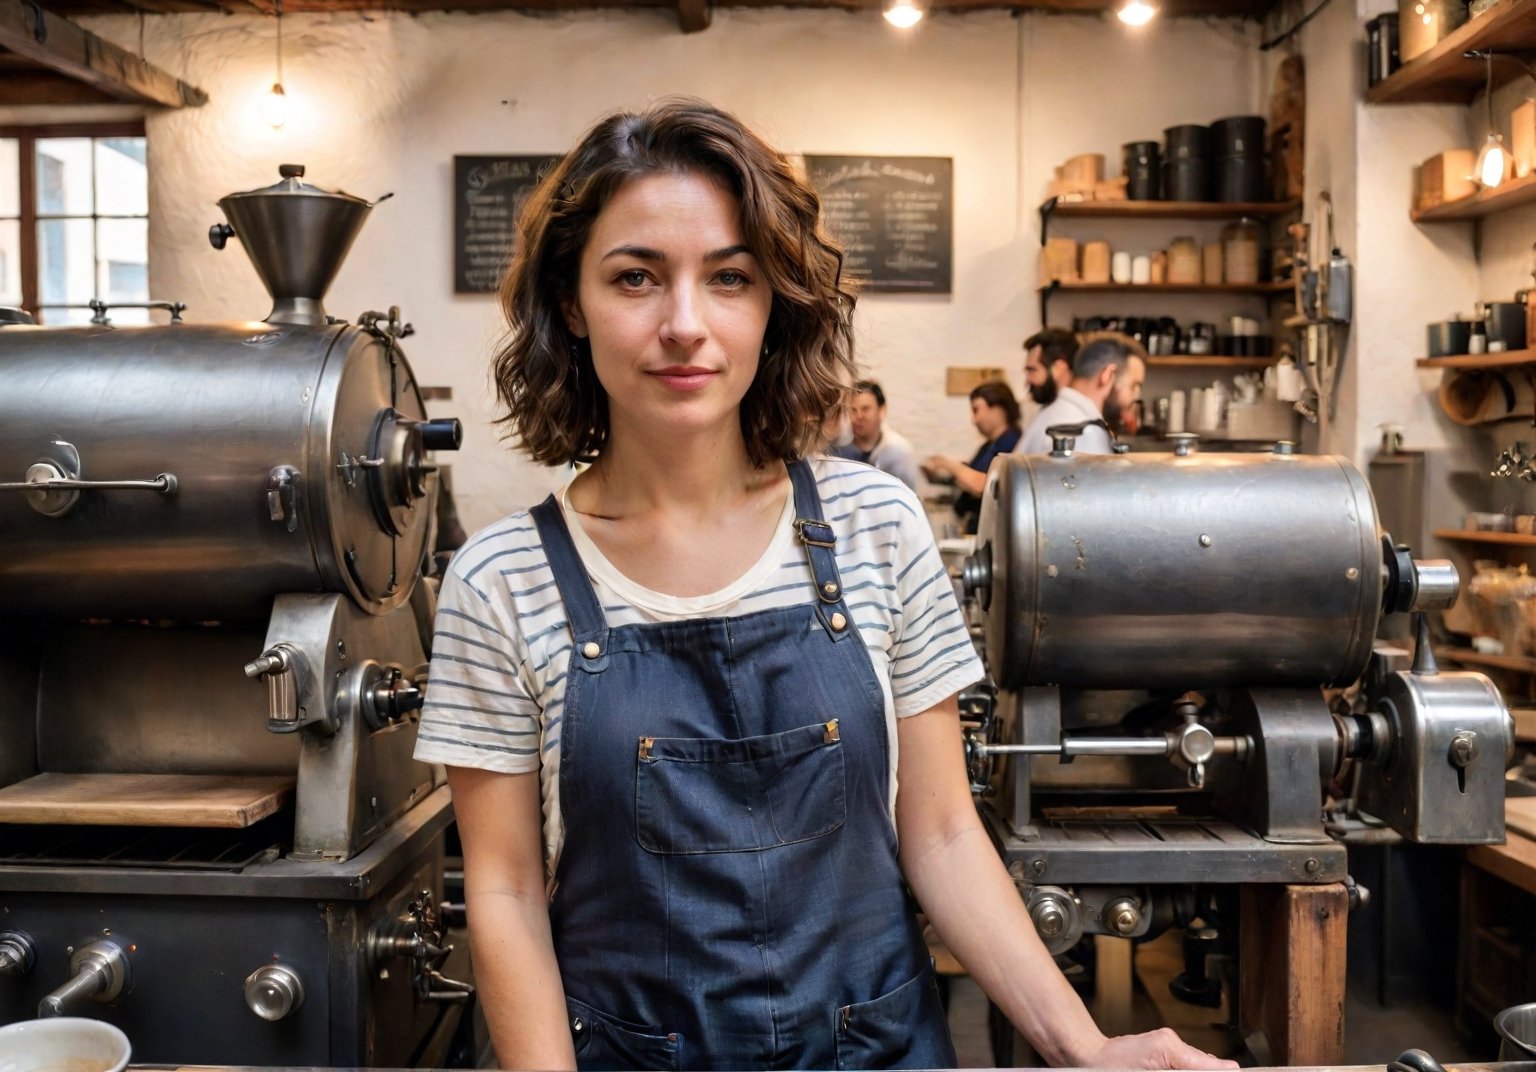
[492,98,858,467]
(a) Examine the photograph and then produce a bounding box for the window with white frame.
[0,124,148,325]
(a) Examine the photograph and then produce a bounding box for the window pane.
[38,218,94,306]
[98,218,147,299]
[0,139,17,218]
[36,139,94,216]
[38,306,96,327]
[0,219,19,305]
[96,138,147,216]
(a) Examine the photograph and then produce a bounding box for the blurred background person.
[1017,336,1145,455]
[922,380,1022,535]
[833,379,921,490]
[1023,327,1079,407]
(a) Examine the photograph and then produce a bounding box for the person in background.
[1017,335,1146,455]
[835,379,921,491]
[922,380,1022,535]
[1023,327,1079,406]
[415,97,1231,1072]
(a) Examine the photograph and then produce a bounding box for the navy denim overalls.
[528,459,956,1071]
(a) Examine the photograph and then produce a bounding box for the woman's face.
[970,398,1007,439]
[563,171,773,447]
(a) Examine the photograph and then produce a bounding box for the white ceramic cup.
[0,1018,131,1072]
[1110,251,1132,284]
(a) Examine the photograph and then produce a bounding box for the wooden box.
[1399,0,1468,62]
[1415,149,1476,211]
[1514,98,1536,179]
[1081,241,1112,284]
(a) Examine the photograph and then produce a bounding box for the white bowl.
[0,1018,131,1072]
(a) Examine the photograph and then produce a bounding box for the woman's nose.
[660,285,707,347]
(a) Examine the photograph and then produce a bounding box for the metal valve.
[245,643,304,730]
[367,890,473,1005]
[364,664,426,731]
[38,939,130,1018]
[244,963,304,1021]
[0,930,37,977]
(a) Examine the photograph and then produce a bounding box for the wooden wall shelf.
[1434,528,1536,546]
[1412,173,1536,223]
[1366,0,1536,104]
[1417,349,1536,369]
[1039,281,1292,296]
[1145,356,1277,368]
[1043,199,1301,221]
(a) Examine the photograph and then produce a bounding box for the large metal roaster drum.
[972,448,1386,690]
[0,319,452,620]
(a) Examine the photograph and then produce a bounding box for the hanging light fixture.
[1117,0,1158,25]
[262,0,289,130]
[883,0,923,28]
[1475,49,1511,188]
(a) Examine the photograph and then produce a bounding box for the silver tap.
[0,931,37,977]
[38,939,130,1017]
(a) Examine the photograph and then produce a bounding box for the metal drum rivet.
[1199,534,1212,548]
[582,642,600,659]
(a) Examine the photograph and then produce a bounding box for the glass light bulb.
[1477,134,1509,188]
[883,0,922,27]
[1118,0,1158,25]
[263,82,288,130]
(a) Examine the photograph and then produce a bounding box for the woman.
[414,98,1234,1072]
[923,380,1022,535]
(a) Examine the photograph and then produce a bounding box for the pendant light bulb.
[1117,0,1158,25]
[883,0,923,28]
[1477,132,1510,188]
[264,82,288,129]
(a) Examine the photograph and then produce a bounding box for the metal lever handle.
[0,472,177,493]
[37,940,130,1018]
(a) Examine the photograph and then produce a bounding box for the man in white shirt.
[1017,336,1145,455]
[836,380,921,491]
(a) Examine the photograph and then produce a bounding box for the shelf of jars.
[1365,0,1536,105]
[1433,528,1536,547]
[1039,198,1301,225]
[1417,349,1536,369]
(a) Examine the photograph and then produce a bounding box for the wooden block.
[1092,177,1128,202]
[1514,705,1536,743]
[1040,236,1079,283]
[1417,149,1476,210]
[1506,796,1536,841]
[0,772,294,828]
[1062,153,1106,187]
[1092,934,1135,1037]
[945,366,1009,396]
[1514,98,1536,179]
[1081,241,1112,284]
[1238,883,1347,1066]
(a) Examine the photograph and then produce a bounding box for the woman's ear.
[562,295,589,340]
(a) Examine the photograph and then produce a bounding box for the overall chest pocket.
[635,720,846,854]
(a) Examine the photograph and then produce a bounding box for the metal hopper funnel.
[209,163,389,326]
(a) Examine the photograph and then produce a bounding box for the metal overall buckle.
[793,518,835,548]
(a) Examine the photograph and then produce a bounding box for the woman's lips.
[649,367,717,392]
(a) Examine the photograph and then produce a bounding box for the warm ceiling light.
[264,0,289,130]
[1117,0,1158,24]
[883,0,924,28]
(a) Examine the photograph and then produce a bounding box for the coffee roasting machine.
[959,430,1511,969]
[0,166,473,1066]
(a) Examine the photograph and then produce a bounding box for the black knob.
[421,419,462,452]
[279,163,306,179]
[209,223,235,250]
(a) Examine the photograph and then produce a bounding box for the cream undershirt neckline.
[557,480,799,616]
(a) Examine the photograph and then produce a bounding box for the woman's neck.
[575,415,770,518]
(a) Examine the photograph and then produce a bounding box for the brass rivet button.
[823,582,839,595]
[830,612,847,631]
[582,642,600,659]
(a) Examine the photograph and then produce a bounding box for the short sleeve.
[413,558,544,774]
[884,490,985,717]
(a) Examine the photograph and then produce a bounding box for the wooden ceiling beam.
[0,68,116,101]
[0,0,208,106]
[677,0,709,31]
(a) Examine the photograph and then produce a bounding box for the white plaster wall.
[61,8,1260,531]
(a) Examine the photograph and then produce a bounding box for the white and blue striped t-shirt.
[413,455,985,868]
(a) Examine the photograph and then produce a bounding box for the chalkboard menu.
[803,155,953,294]
[454,155,561,294]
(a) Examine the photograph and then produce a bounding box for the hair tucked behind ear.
[491,97,858,467]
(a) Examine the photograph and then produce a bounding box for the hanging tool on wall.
[1284,191,1353,424]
